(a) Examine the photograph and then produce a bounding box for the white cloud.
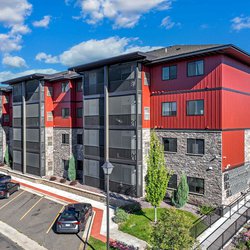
[231,16,250,31]
[36,52,59,63]
[0,0,32,53]
[2,55,27,68]
[74,0,172,28]
[36,36,161,67]
[0,68,58,83]
[161,16,180,29]
[33,15,51,28]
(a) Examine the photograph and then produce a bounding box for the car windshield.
[60,210,79,220]
[0,184,6,190]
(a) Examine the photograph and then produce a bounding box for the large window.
[62,108,70,118]
[162,65,177,80]
[61,82,69,92]
[163,138,177,152]
[187,100,204,115]
[187,177,204,194]
[187,139,204,155]
[76,108,82,118]
[77,134,83,145]
[162,102,177,116]
[62,134,69,144]
[168,174,177,189]
[84,159,100,178]
[187,60,204,77]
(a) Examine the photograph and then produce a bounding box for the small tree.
[4,145,9,166]
[172,173,189,208]
[145,131,171,222]
[68,155,76,181]
[150,208,195,250]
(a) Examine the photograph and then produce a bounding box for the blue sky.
[0,0,249,82]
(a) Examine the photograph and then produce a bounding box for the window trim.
[186,138,205,155]
[62,108,70,119]
[163,138,177,153]
[77,134,83,145]
[162,65,177,80]
[187,60,204,77]
[162,101,177,117]
[186,99,204,116]
[76,107,83,118]
[187,176,205,195]
[62,134,70,144]
[61,82,69,93]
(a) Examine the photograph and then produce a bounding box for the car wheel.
[5,192,10,199]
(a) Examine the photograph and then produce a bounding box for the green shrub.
[246,239,250,249]
[172,174,189,208]
[68,156,76,181]
[199,205,214,215]
[113,209,129,224]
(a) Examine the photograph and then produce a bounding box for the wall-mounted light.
[226,164,230,170]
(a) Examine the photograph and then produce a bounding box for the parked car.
[0,182,20,198]
[0,174,11,184]
[56,203,93,233]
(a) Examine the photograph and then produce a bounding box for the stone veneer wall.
[45,127,54,176]
[2,127,9,162]
[245,130,250,163]
[53,128,83,178]
[155,130,223,206]
[142,129,150,195]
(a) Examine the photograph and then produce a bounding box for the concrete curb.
[0,220,48,250]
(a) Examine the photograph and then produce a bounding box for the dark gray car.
[0,174,11,184]
[0,182,20,198]
[56,203,92,233]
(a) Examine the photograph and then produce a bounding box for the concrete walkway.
[197,194,250,249]
[0,170,148,249]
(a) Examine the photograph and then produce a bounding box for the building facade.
[2,44,250,206]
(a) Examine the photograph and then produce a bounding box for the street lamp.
[102,161,114,250]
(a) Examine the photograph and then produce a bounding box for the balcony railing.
[109,79,136,93]
[85,116,104,126]
[109,148,137,161]
[84,145,104,158]
[84,84,104,95]
[109,114,136,127]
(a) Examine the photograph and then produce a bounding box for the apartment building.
[2,44,250,206]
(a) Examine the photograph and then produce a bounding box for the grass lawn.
[119,208,198,243]
[87,237,106,250]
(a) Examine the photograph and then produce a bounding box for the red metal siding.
[222,131,245,171]
[44,83,54,127]
[142,66,151,128]
[2,92,11,127]
[150,55,223,92]
[150,90,221,130]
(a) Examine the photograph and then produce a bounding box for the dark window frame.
[187,138,205,155]
[163,138,177,153]
[62,134,69,144]
[187,176,205,195]
[61,82,69,93]
[62,108,70,118]
[162,101,177,117]
[187,60,204,77]
[76,81,83,92]
[168,174,178,189]
[77,134,83,145]
[162,65,177,80]
[186,99,204,116]
[76,107,82,118]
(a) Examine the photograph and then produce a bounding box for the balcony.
[109,148,137,161]
[109,79,136,93]
[84,145,104,158]
[109,114,137,127]
[85,116,104,126]
[84,84,103,96]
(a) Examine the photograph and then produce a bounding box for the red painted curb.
[16,180,107,242]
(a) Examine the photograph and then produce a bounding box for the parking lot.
[0,188,92,250]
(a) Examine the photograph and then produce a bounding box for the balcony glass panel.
[84,69,104,95]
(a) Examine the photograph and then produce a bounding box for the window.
[187,60,204,77]
[163,138,177,152]
[62,159,69,171]
[77,134,83,145]
[5,96,9,103]
[3,114,9,122]
[62,134,69,144]
[48,136,53,146]
[162,102,177,116]
[187,177,204,194]
[47,112,53,121]
[187,139,204,155]
[76,81,83,92]
[61,82,69,92]
[144,72,150,86]
[47,86,53,96]
[162,65,177,80]
[62,108,70,118]
[144,107,150,120]
[168,174,177,189]
[77,160,83,171]
[76,108,82,118]
[187,100,204,115]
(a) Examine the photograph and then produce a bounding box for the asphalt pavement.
[0,232,24,250]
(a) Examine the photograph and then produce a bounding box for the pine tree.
[145,131,172,222]
[68,155,76,181]
[172,173,189,208]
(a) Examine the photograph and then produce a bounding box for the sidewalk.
[1,170,148,249]
[197,194,250,249]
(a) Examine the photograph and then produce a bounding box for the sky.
[0,0,249,82]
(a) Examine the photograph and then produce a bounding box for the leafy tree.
[145,131,171,222]
[4,145,9,166]
[150,208,195,250]
[68,155,76,181]
[172,173,189,208]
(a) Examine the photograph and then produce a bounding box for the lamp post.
[102,161,114,250]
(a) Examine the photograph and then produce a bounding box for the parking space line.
[46,205,65,234]
[20,196,44,221]
[0,191,25,210]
